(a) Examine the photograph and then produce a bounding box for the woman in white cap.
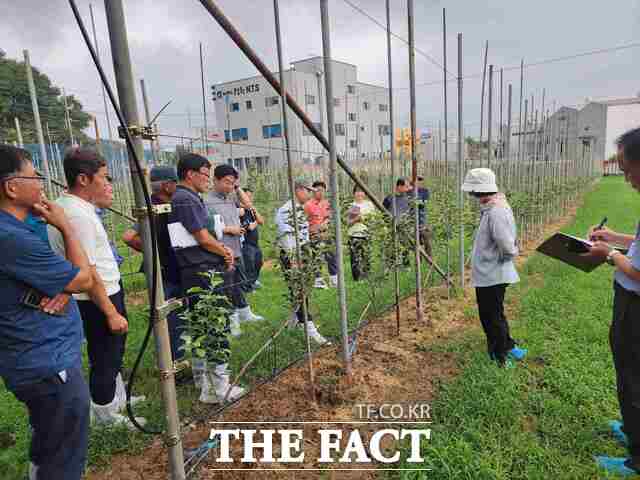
[462,167,526,367]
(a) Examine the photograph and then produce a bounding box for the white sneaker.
[115,373,146,411]
[91,397,147,430]
[329,275,338,288]
[229,312,242,338]
[199,363,246,404]
[314,277,328,289]
[299,321,331,345]
[237,306,264,323]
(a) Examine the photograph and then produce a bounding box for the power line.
[340,0,455,79]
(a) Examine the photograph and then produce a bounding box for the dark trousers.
[164,279,184,362]
[224,258,248,309]
[310,236,338,277]
[419,226,433,258]
[279,248,313,324]
[475,284,515,363]
[242,242,263,286]
[349,236,370,281]
[611,282,640,469]
[12,364,90,480]
[179,264,230,366]
[78,289,127,405]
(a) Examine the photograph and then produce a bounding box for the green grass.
[390,175,639,479]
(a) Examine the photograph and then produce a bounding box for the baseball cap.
[294,180,316,192]
[150,165,178,182]
[461,168,498,193]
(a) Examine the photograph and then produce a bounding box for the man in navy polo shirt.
[0,145,93,479]
[168,153,244,403]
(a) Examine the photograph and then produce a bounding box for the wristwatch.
[607,250,621,266]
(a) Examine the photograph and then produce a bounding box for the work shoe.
[199,363,245,404]
[229,312,242,338]
[508,346,528,361]
[91,397,147,430]
[253,280,263,289]
[329,275,338,288]
[609,420,629,447]
[298,321,331,345]
[314,278,328,289]
[595,456,639,477]
[237,306,264,323]
[115,373,146,411]
[286,311,299,328]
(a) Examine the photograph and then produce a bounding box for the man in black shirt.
[239,187,264,290]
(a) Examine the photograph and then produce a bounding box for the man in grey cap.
[122,165,182,361]
[275,181,329,345]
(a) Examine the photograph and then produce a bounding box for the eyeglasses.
[0,174,47,183]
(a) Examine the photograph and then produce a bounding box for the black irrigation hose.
[68,0,161,435]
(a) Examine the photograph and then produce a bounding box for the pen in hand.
[590,217,608,242]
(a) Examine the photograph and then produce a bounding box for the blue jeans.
[12,364,90,480]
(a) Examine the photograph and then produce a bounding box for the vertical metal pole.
[24,49,52,193]
[487,65,493,169]
[479,41,488,162]
[443,8,450,295]
[273,0,316,392]
[518,59,524,162]
[507,84,512,183]
[140,79,158,164]
[319,0,351,374]
[316,71,326,168]
[14,117,24,148]
[499,68,503,160]
[385,0,401,334]
[407,0,424,322]
[92,114,102,155]
[102,3,185,479]
[62,87,76,146]
[200,42,208,156]
[457,33,464,290]
[90,3,114,142]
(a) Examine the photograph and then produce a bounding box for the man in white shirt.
[275,181,329,345]
[48,148,144,427]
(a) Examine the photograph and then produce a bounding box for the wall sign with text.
[211,83,261,101]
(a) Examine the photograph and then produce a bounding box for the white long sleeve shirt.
[275,200,309,252]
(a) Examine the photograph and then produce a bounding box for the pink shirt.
[304,199,330,229]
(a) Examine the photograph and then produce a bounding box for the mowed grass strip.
[391,176,638,479]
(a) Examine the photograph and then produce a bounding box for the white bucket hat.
[461,168,498,193]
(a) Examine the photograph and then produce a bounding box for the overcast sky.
[3,0,639,147]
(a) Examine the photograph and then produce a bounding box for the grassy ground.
[391,175,638,479]
[0,198,443,479]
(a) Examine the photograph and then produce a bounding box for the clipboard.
[536,233,627,272]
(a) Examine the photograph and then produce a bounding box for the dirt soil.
[85,207,579,480]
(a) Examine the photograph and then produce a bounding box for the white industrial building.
[211,57,391,171]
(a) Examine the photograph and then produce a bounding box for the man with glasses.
[206,164,264,336]
[47,148,145,428]
[0,145,93,479]
[168,154,244,403]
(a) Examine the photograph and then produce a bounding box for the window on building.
[333,98,341,107]
[335,123,345,136]
[233,158,243,170]
[231,102,240,112]
[265,96,280,107]
[379,104,388,112]
[349,140,358,148]
[305,94,316,105]
[246,100,253,110]
[232,128,248,141]
[378,125,390,136]
[262,124,282,138]
[363,101,370,111]
[360,125,365,132]
[303,122,322,136]
[227,158,233,165]
[348,112,357,122]
[224,130,230,142]
[347,85,356,94]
